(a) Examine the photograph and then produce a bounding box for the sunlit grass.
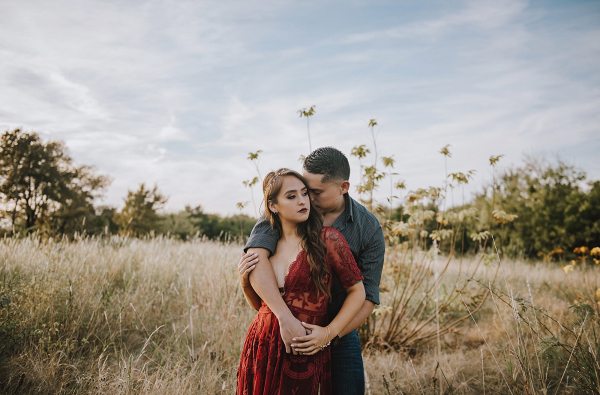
[1,236,599,394]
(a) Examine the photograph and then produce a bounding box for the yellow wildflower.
[562,265,575,274]
[591,247,600,256]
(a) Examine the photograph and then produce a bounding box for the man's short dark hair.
[303,147,350,183]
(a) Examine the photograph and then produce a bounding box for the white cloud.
[0,0,598,217]
[345,0,528,43]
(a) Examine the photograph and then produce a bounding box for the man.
[239,147,385,395]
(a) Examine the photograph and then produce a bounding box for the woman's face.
[269,176,310,225]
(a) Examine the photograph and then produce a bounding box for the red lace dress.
[237,227,363,395]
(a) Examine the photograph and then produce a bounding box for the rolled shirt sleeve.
[244,217,279,256]
[358,225,385,305]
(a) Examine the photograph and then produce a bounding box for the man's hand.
[238,252,259,288]
[291,322,330,355]
[279,315,308,355]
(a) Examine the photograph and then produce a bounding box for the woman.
[237,168,365,395]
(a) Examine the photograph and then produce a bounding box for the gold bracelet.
[321,326,331,349]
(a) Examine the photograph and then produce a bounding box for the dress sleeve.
[323,227,364,288]
[244,217,279,255]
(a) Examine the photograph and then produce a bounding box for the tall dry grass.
[0,236,253,394]
[1,236,598,394]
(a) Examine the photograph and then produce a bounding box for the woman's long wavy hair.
[263,168,330,298]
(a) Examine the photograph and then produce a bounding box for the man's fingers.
[301,322,317,330]
[240,257,258,270]
[238,255,258,276]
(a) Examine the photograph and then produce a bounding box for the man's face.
[302,170,347,214]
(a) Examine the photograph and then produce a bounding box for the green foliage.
[470,156,600,258]
[350,144,370,160]
[113,184,167,237]
[0,128,109,235]
[49,166,111,235]
[247,150,263,185]
[351,119,387,211]
[298,105,316,152]
[440,144,451,158]
[159,206,256,240]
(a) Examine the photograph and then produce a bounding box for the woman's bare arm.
[291,281,366,354]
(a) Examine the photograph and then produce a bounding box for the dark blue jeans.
[330,329,364,395]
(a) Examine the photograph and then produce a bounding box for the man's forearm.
[338,300,375,338]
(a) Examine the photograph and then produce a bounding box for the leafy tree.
[113,184,167,236]
[158,205,256,240]
[469,157,599,258]
[51,165,111,235]
[0,128,38,229]
[91,206,120,235]
[160,210,197,240]
[0,128,109,234]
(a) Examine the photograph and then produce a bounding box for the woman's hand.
[290,322,331,355]
[238,252,259,288]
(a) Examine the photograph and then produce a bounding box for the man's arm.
[338,225,385,336]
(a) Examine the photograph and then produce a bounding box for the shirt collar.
[343,193,354,223]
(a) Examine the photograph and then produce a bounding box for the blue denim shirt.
[244,194,385,318]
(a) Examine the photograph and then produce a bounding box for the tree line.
[388,156,600,260]
[2,128,598,258]
[0,128,255,239]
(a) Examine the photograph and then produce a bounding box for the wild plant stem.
[481,348,486,395]
[553,312,588,395]
[460,293,515,395]
[409,357,425,395]
[306,117,311,152]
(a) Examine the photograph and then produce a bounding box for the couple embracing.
[236,147,385,395]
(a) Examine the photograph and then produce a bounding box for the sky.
[0,0,599,217]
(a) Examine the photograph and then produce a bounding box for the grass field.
[1,236,598,394]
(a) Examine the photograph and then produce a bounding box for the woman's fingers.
[293,344,317,353]
[291,334,314,343]
[293,343,322,354]
[302,348,320,355]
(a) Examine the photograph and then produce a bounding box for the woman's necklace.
[277,240,301,295]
